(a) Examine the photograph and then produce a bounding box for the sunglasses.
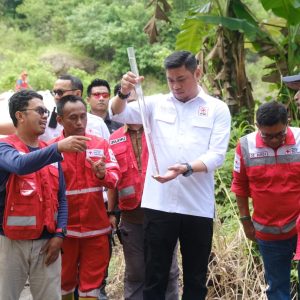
[51,89,77,97]
[20,107,50,117]
[91,92,110,98]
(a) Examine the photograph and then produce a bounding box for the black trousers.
[143,208,213,300]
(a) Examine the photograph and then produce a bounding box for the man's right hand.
[242,220,256,242]
[57,136,91,153]
[120,71,144,95]
[109,215,117,230]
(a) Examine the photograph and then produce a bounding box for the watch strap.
[117,89,131,100]
[181,163,193,177]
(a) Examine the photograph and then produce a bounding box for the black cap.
[282,74,300,90]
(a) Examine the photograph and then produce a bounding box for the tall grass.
[106,121,298,299]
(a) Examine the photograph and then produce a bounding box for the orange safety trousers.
[61,235,109,297]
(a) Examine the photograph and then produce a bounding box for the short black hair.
[56,95,87,116]
[9,90,43,127]
[164,51,197,73]
[256,101,288,127]
[87,78,111,96]
[58,74,83,95]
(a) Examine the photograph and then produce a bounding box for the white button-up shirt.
[110,88,231,218]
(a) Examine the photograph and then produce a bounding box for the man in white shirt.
[42,74,110,141]
[0,75,110,141]
[110,51,231,299]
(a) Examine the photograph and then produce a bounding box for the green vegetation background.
[0,0,274,100]
[1,0,298,297]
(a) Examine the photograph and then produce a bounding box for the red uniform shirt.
[231,127,300,241]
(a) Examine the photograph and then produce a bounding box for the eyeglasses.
[91,92,110,98]
[20,107,50,117]
[260,128,287,140]
[51,89,77,97]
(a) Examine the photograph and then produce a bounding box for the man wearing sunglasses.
[0,90,90,300]
[41,74,110,142]
[87,79,122,134]
[231,101,300,299]
[0,75,110,143]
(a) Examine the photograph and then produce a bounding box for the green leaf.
[231,0,258,26]
[175,18,203,53]
[188,15,262,39]
[260,0,300,25]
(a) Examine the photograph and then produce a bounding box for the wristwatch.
[56,227,67,236]
[181,163,193,177]
[117,89,131,100]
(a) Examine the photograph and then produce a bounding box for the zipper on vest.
[10,203,14,211]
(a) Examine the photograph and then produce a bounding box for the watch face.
[183,169,193,177]
[182,163,193,177]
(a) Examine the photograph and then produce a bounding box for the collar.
[123,124,143,133]
[169,86,206,104]
[255,127,295,148]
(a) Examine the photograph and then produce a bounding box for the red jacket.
[54,133,120,238]
[109,127,148,210]
[2,135,59,240]
[231,127,300,240]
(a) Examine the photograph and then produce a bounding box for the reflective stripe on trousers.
[67,226,111,238]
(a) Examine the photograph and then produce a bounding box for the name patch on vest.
[110,136,126,145]
[86,149,104,158]
[249,151,269,159]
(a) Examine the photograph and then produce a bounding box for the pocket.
[112,146,128,173]
[247,166,269,190]
[154,114,176,139]
[18,175,37,198]
[187,117,214,151]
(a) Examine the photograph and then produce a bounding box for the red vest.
[54,134,120,238]
[1,135,59,240]
[109,127,148,211]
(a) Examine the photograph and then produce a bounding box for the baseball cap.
[282,74,300,90]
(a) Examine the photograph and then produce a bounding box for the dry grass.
[106,220,298,299]
[105,173,298,299]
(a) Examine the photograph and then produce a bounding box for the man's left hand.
[40,237,63,266]
[152,163,186,183]
[87,156,106,179]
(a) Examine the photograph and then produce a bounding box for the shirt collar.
[169,86,205,104]
[123,124,144,134]
[255,127,295,148]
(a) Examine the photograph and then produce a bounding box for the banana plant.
[174,0,300,122]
